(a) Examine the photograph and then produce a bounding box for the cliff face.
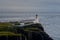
[13,23,53,40]
[0,23,53,40]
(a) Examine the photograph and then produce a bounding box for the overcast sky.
[0,0,60,12]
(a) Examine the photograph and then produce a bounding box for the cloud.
[0,0,60,12]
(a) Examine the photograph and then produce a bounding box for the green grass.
[0,22,42,36]
[0,31,22,36]
[0,22,22,36]
[0,22,13,27]
[23,27,43,32]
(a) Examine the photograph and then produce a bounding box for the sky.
[0,0,60,12]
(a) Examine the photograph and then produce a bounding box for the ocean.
[0,12,60,40]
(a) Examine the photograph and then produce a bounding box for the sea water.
[0,12,60,40]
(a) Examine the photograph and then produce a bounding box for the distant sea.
[0,12,60,40]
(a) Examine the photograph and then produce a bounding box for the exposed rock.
[14,23,53,40]
[0,23,53,40]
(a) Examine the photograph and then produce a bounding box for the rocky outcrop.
[13,23,53,40]
[0,23,53,40]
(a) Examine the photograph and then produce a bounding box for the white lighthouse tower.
[34,14,39,23]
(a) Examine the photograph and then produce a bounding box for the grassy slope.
[0,22,13,27]
[0,32,22,36]
[0,22,41,36]
[0,22,21,36]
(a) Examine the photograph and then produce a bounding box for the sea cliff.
[0,23,53,40]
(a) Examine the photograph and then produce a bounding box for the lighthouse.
[34,14,39,23]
